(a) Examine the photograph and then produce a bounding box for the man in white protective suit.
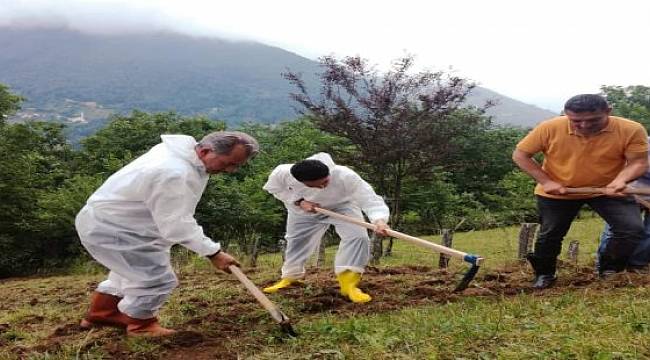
[262,153,390,303]
[75,131,259,337]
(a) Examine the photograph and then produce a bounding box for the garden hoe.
[313,207,484,292]
[567,187,650,212]
[566,186,650,196]
[228,265,298,337]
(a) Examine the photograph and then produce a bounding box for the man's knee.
[538,221,572,239]
[342,234,370,243]
[533,233,564,257]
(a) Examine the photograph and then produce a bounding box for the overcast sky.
[2,0,649,111]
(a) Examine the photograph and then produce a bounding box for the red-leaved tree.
[285,55,490,253]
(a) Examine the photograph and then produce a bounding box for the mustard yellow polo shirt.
[516,116,648,199]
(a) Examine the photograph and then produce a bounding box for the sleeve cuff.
[184,237,221,257]
[206,249,222,259]
[515,144,538,154]
[366,208,389,224]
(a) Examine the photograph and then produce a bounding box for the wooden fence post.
[438,229,453,269]
[567,240,579,264]
[172,247,191,275]
[315,236,326,268]
[248,233,261,268]
[278,238,287,262]
[371,233,383,265]
[518,223,539,260]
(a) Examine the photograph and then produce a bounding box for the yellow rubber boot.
[263,278,298,293]
[337,271,372,303]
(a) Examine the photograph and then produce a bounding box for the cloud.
[0,0,180,34]
[1,0,649,111]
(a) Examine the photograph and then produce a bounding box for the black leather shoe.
[598,269,618,279]
[532,274,557,289]
[599,256,626,276]
[526,253,558,276]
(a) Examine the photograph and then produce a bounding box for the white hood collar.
[306,152,336,173]
[161,135,204,169]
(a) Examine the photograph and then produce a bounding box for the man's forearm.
[614,161,648,184]
[512,151,553,185]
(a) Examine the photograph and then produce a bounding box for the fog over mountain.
[0,27,556,140]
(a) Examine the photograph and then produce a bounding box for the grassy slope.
[2,216,650,359]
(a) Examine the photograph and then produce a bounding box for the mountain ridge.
[0,27,557,136]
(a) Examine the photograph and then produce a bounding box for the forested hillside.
[2,64,650,277]
[0,27,556,142]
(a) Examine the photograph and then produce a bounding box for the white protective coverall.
[75,135,220,319]
[263,153,389,278]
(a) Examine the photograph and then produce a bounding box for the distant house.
[68,112,86,123]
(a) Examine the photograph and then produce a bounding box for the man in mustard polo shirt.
[513,94,649,288]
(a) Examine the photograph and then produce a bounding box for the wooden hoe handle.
[313,207,483,266]
[566,187,650,196]
[229,265,290,324]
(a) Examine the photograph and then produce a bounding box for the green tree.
[483,169,537,225]
[285,54,491,253]
[601,85,650,129]
[78,111,226,175]
[0,83,24,123]
[0,121,74,276]
[32,174,105,266]
[449,125,528,201]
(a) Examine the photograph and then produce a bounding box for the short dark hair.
[564,94,609,113]
[290,160,329,182]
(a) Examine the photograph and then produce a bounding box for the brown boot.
[126,316,176,337]
[80,291,130,329]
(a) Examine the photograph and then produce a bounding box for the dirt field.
[2,260,649,359]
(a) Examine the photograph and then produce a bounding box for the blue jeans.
[599,209,650,267]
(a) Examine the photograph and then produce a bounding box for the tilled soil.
[4,262,650,359]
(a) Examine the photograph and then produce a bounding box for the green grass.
[5,215,650,359]
[375,211,603,272]
[267,289,650,359]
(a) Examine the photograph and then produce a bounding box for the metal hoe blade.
[454,264,481,292]
[278,312,298,337]
[453,254,483,292]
